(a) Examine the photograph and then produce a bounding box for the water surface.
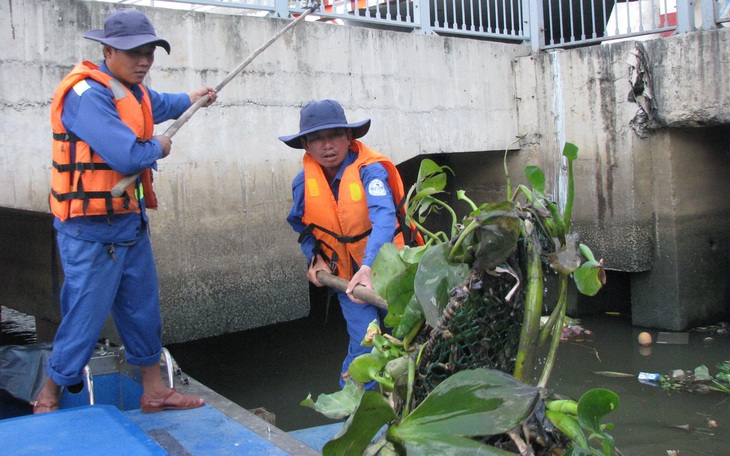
[169,309,730,455]
[3,303,728,455]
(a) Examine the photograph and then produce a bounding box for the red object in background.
[660,12,677,37]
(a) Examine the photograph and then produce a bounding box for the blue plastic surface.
[289,422,344,452]
[126,405,291,455]
[0,405,167,456]
[60,372,143,411]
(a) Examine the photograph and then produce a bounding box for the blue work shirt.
[287,150,397,269]
[53,61,191,243]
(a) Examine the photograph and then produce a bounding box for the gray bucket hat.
[84,9,171,54]
[279,99,371,149]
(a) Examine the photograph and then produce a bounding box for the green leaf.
[371,334,403,359]
[399,244,428,265]
[576,388,619,434]
[563,142,579,161]
[384,263,418,318]
[717,361,730,374]
[472,201,521,271]
[421,173,448,192]
[578,244,597,263]
[412,187,444,202]
[546,399,579,415]
[416,159,445,184]
[372,243,408,299]
[524,166,546,196]
[392,369,539,438]
[398,433,516,456]
[323,391,395,456]
[361,320,381,347]
[413,243,470,328]
[546,410,588,448]
[695,365,712,381]
[384,356,409,379]
[349,352,390,383]
[393,295,425,339]
[300,381,365,419]
[573,258,606,296]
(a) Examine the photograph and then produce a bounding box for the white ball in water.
[638,332,652,346]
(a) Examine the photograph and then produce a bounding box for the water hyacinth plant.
[302,142,617,455]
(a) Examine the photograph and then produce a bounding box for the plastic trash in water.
[638,372,661,386]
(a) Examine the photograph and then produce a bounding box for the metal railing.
[91,0,730,50]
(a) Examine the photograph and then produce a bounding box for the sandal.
[140,388,204,413]
[31,396,59,414]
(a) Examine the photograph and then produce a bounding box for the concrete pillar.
[632,127,730,330]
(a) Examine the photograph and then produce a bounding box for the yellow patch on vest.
[307,178,320,197]
[349,182,362,201]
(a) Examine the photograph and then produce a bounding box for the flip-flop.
[140,388,204,413]
[31,396,59,414]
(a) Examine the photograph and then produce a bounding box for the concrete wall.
[1,0,728,340]
[513,32,730,329]
[0,0,528,343]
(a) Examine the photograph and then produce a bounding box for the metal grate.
[414,269,524,403]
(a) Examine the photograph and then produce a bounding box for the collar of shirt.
[330,150,357,185]
[329,150,357,201]
[98,61,145,102]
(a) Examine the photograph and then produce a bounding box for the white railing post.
[525,0,544,51]
[274,0,290,17]
[700,0,717,29]
[414,0,434,34]
[675,0,696,33]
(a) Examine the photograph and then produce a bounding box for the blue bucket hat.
[84,9,171,54]
[279,99,371,149]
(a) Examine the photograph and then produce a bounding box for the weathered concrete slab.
[513,31,730,330]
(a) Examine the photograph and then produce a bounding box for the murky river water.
[168,310,730,456]
[3,304,728,455]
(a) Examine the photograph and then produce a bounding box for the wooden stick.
[111,3,320,198]
[315,271,389,310]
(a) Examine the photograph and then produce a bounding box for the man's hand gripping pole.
[315,271,389,310]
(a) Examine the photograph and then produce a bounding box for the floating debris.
[638,331,652,346]
[666,423,693,432]
[691,321,728,335]
[656,332,689,345]
[592,371,635,378]
[638,372,661,386]
[658,364,730,394]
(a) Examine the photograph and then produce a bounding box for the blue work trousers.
[46,230,163,386]
[338,291,388,389]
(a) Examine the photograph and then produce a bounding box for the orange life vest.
[49,61,158,222]
[301,140,422,279]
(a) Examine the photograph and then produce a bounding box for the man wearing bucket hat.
[35,8,217,414]
[281,99,421,389]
